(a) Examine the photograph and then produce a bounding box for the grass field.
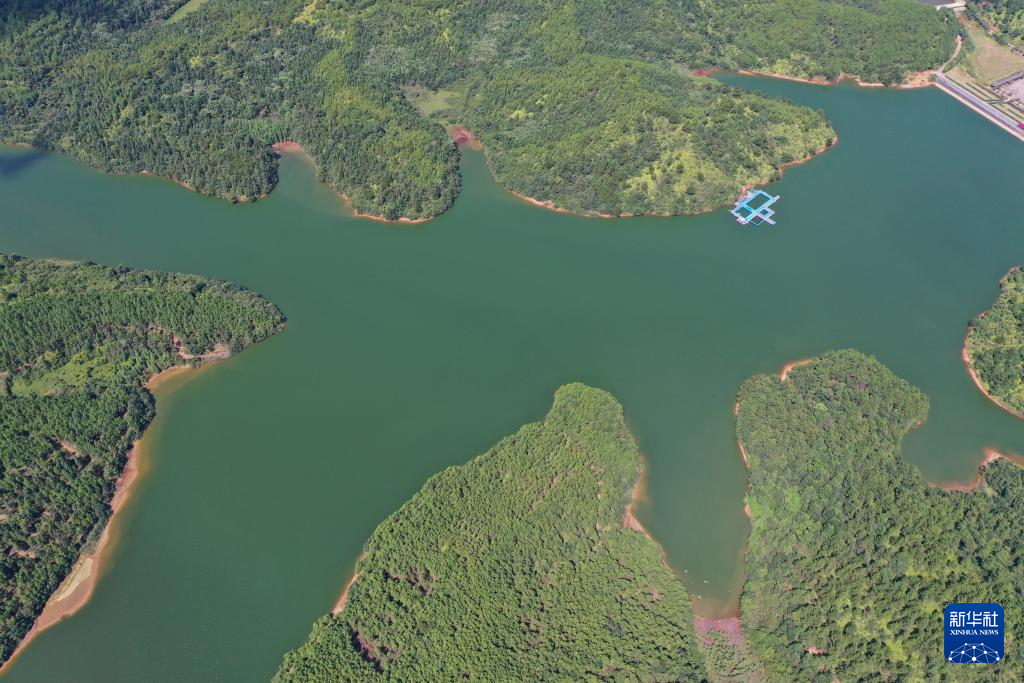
[963,18,1024,81]
[167,0,210,24]
[402,86,462,124]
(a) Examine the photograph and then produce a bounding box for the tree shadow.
[0,150,47,178]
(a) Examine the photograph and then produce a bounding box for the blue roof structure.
[730,189,780,226]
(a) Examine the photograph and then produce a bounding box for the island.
[0,254,283,668]
[964,267,1024,417]
[275,384,708,681]
[736,350,1022,680]
[1,0,956,220]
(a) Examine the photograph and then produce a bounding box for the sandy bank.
[934,448,1024,492]
[271,140,305,154]
[272,140,432,224]
[622,463,654,541]
[737,69,932,90]
[779,358,814,381]
[0,363,211,673]
[0,335,257,673]
[139,169,200,194]
[509,136,836,221]
[331,552,368,616]
[960,342,1023,419]
[340,195,431,225]
[962,268,1024,420]
[733,357,813,520]
[449,125,482,151]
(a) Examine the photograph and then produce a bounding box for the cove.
[0,75,1023,681]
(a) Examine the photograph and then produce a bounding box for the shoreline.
[622,459,654,541]
[736,68,933,90]
[449,125,483,151]
[932,78,1024,142]
[962,266,1024,420]
[0,361,218,674]
[278,141,436,225]
[507,135,838,221]
[734,357,814,520]
[331,551,368,615]
[139,169,197,195]
[934,448,1024,492]
[779,357,814,381]
[961,340,1024,420]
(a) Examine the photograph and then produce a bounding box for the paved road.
[933,72,1024,142]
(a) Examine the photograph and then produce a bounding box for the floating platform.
[731,189,780,226]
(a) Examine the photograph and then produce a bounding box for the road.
[933,71,1024,142]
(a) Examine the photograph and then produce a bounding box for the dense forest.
[1,0,956,218]
[971,0,1024,44]
[276,384,708,681]
[736,350,1022,681]
[0,254,283,665]
[967,268,1024,415]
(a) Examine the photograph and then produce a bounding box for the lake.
[1,75,1022,681]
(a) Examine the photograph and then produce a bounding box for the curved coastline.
[744,354,1024,497]
[271,141,433,225]
[737,68,934,89]
[933,448,1024,492]
[330,552,367,615]
[962,266,1024,420]
[503,135,838,220]
[0,361,221,674]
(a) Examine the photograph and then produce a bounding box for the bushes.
[737,350,1023,680]
[276,384,707,681]
[0,254,283,665]
[966,268,1024,414]
[1,0,954,218]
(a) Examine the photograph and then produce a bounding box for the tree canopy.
[965,267,1024,415]
[737,350,1022,681]
[1,0,956,218]
[0,254,283,665]
[276,384,707,682]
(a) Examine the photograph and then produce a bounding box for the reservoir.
[1,75,1023,681]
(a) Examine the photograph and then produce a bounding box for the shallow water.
[1,75,1022,681]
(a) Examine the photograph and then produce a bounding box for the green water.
[1,76,1022,681]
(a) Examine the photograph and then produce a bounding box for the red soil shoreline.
[271,140,431,224]
[622,460,654,540]
[737,68,934,90]
[331,551,368,615]
[779,358,814,381]
[507,135,837,220]
[139,169,197,194]
[449,125,482,151]
[0,363,213,674]
[933,449,1024,492]
[960,342,1024,420]
[962,267,1024,420]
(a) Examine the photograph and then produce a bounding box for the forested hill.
[736,350,1023,681]
[1,0,955,219]
[0,254,283,665]
[965,267,1024,416]
[276,384,708,682]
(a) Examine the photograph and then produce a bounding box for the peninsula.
[0,255,284,668]
[964,267,1024,416]
[736,350,1023,679]
[1,0,955,220]
[276,384,708,681]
